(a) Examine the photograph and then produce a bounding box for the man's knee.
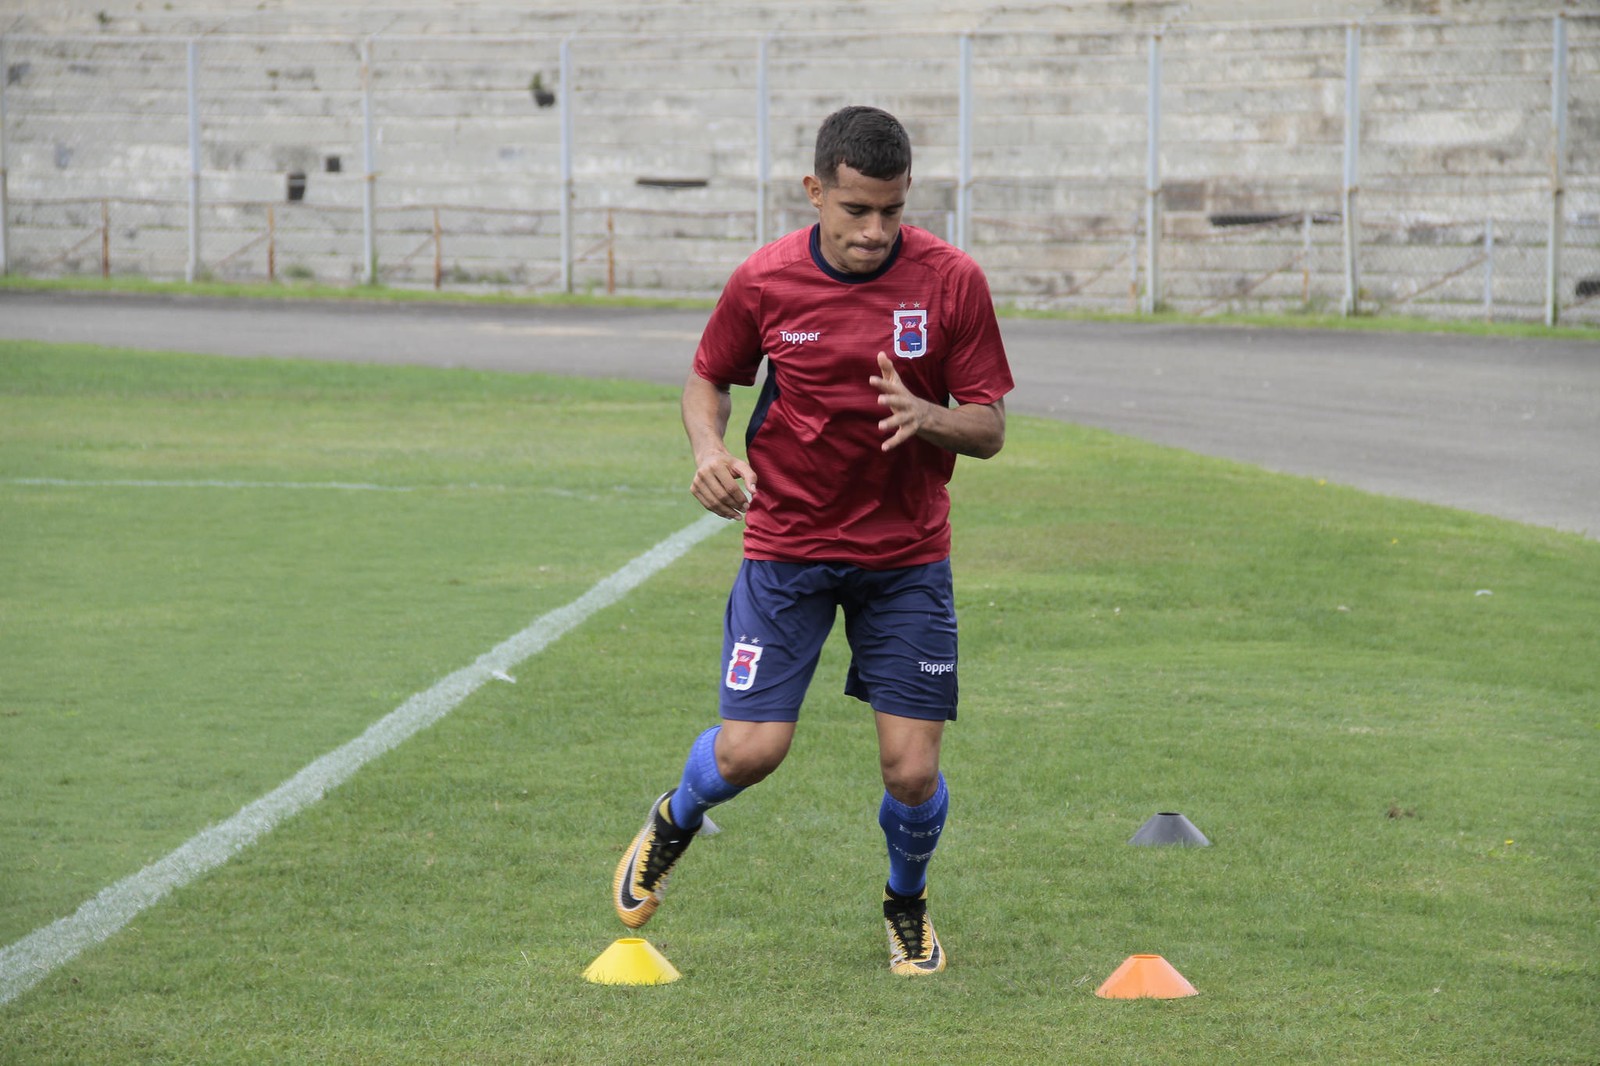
[880,759,940,806]
[715,720,793,787]
[876,713,944,805]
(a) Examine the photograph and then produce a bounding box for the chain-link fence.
[1156,23,1347,315]
[2,14,1595,323]
[1356,17,1587,320]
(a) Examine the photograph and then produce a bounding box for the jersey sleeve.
[692,259,766,388]
[942,257,1014,406]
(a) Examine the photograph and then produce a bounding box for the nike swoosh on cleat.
[615,845,648,911]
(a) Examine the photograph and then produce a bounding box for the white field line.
[5,478,678,500]
[7,477,414,492]
[0,512,728,1008]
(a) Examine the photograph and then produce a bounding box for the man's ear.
[803,174,824,210]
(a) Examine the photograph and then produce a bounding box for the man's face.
[804,164,911,275]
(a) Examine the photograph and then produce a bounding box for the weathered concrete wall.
[3,1,1596,319]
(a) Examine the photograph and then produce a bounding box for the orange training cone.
[1094,954,1198,999]
[583,938,681,985]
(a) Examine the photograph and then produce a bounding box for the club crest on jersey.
[892,308,928,359]
[725,641,763,691]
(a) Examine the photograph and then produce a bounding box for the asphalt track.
[3,289,1597,538]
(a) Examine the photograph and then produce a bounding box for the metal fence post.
[1142,28,1162,315]
[0,35,10,275]
[559,35,574,293]
[1302,211,1313,306]
[361,36,377,286]
[1484,217,1495,321]
[186,39,201,283]
[1546,13,1569,326]
[957,34,973,252]
[1341,22,1362,317]
[756,34,770,247]
[433,206,442,290]
[1129,214,1140,312]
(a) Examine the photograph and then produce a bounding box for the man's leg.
[875,713,950,976]
[615,560,828,930]
[615,720,795,930]
[875,712,947,895]
[669,719,794,829]
[837,560,957,975]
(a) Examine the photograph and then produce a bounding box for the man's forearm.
[915,399,1006,459]
[682,372,734,461]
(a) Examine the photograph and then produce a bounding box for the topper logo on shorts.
[918,660,955,675]
[779,329,822,345]
[726,641,763,691]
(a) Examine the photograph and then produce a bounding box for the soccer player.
[612,105,1013,976]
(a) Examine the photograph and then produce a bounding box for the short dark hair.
[813,106,912,185]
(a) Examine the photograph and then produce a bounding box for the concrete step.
[21,0,1556,38]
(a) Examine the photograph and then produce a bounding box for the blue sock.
[879,773,949,897]
[668,726,744,830]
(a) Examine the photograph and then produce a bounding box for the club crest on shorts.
[892,308,928,359]
[725,641,763,691]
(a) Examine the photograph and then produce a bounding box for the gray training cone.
[1128,811,1211,846]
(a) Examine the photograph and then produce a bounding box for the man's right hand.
[690,453,757,520]
[682,371,757,520]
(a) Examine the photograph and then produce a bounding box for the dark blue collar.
[808,224,902,284]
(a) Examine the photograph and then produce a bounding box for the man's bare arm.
[870,352,1006,458]
[682,371,758,518]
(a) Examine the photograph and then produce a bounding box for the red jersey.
[692,224,1014,568]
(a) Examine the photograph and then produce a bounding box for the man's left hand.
[871,351,930,452]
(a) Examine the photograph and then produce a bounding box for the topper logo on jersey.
[892,308,928,359]
[725,641,763,691]
[780,329,822,345]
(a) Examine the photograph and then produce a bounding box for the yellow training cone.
[1094,954,1198,999]
[583,938,681,986]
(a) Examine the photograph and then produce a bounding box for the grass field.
[2,338,1597,1064]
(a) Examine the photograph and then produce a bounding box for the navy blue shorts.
[718,559,959,723]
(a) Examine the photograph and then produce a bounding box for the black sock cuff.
[884,882,923,904]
